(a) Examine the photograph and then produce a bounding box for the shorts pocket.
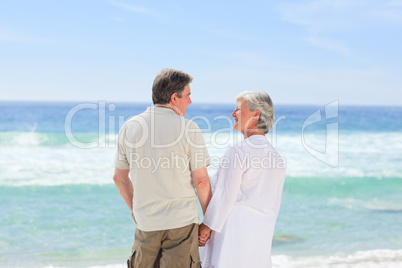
[127,250,136,268]
[190,254,201,268]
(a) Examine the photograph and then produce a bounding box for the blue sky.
[1,0,401,105]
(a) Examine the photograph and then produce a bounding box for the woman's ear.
[254,110,261,118]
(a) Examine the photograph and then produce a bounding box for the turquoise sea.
[1,101,402,267]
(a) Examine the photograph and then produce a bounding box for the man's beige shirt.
[115,106,210,231]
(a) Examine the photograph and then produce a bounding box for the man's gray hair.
[235,91,275,134]
[152,68,193,104]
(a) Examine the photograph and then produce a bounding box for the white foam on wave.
[0,131,119,147]
[40,265,125,268]
[34,249,402,268]
[205,131,402,179]
[1,131,402,186]
[0,145,116,186]
[272,249,402,268]
[329,198,402,212]
[274,132,402,178]
[5,131,50,146]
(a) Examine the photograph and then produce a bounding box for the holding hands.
[198,223,211,247]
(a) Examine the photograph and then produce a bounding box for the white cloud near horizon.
[0,29,47,43]
[107,1,165,22]
[277,0,402,54]
[305,34,349,55]
[209,28,249,41]
[388,0,402,6]
[278,0,364,32]
[371,9,402,24]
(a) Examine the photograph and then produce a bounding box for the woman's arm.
[202,146,246,233]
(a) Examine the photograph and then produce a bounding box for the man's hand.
[113,168,133,211]
[198,223,212,247]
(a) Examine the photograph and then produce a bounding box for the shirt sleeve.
[202,146,246,232]
[114,126,130,170]
[187,121,211,172]
[274,160,287,220]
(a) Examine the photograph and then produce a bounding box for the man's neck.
[154,104,184,116]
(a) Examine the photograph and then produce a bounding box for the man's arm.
[192,167,212,214]
[113,168,133,211]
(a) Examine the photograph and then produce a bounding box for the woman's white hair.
[235,91,275,134]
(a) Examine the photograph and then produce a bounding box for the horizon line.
[0,99,401,108]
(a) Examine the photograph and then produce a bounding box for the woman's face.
[231,99,258,134]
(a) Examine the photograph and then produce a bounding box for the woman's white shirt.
[200,135,286,268]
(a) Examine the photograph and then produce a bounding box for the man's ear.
[254,110,261,118]
[170,93,178,105]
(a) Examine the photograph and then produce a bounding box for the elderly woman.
[199,91,286,268]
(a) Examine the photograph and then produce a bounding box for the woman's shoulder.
[225,136,267,154]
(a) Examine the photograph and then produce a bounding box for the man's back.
[113,68,211,267]
[115,106,209,231]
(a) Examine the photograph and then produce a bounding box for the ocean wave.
[27,249,402,268]
[272,249,402,268]
[328,198,402,213]
[0,146,117,186]
[0,131,117,147]
[0,131,67,146]
[1,131,402,186]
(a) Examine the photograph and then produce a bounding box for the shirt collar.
[147,106,177,115]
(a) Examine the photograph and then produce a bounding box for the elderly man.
[113,68,212,268]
